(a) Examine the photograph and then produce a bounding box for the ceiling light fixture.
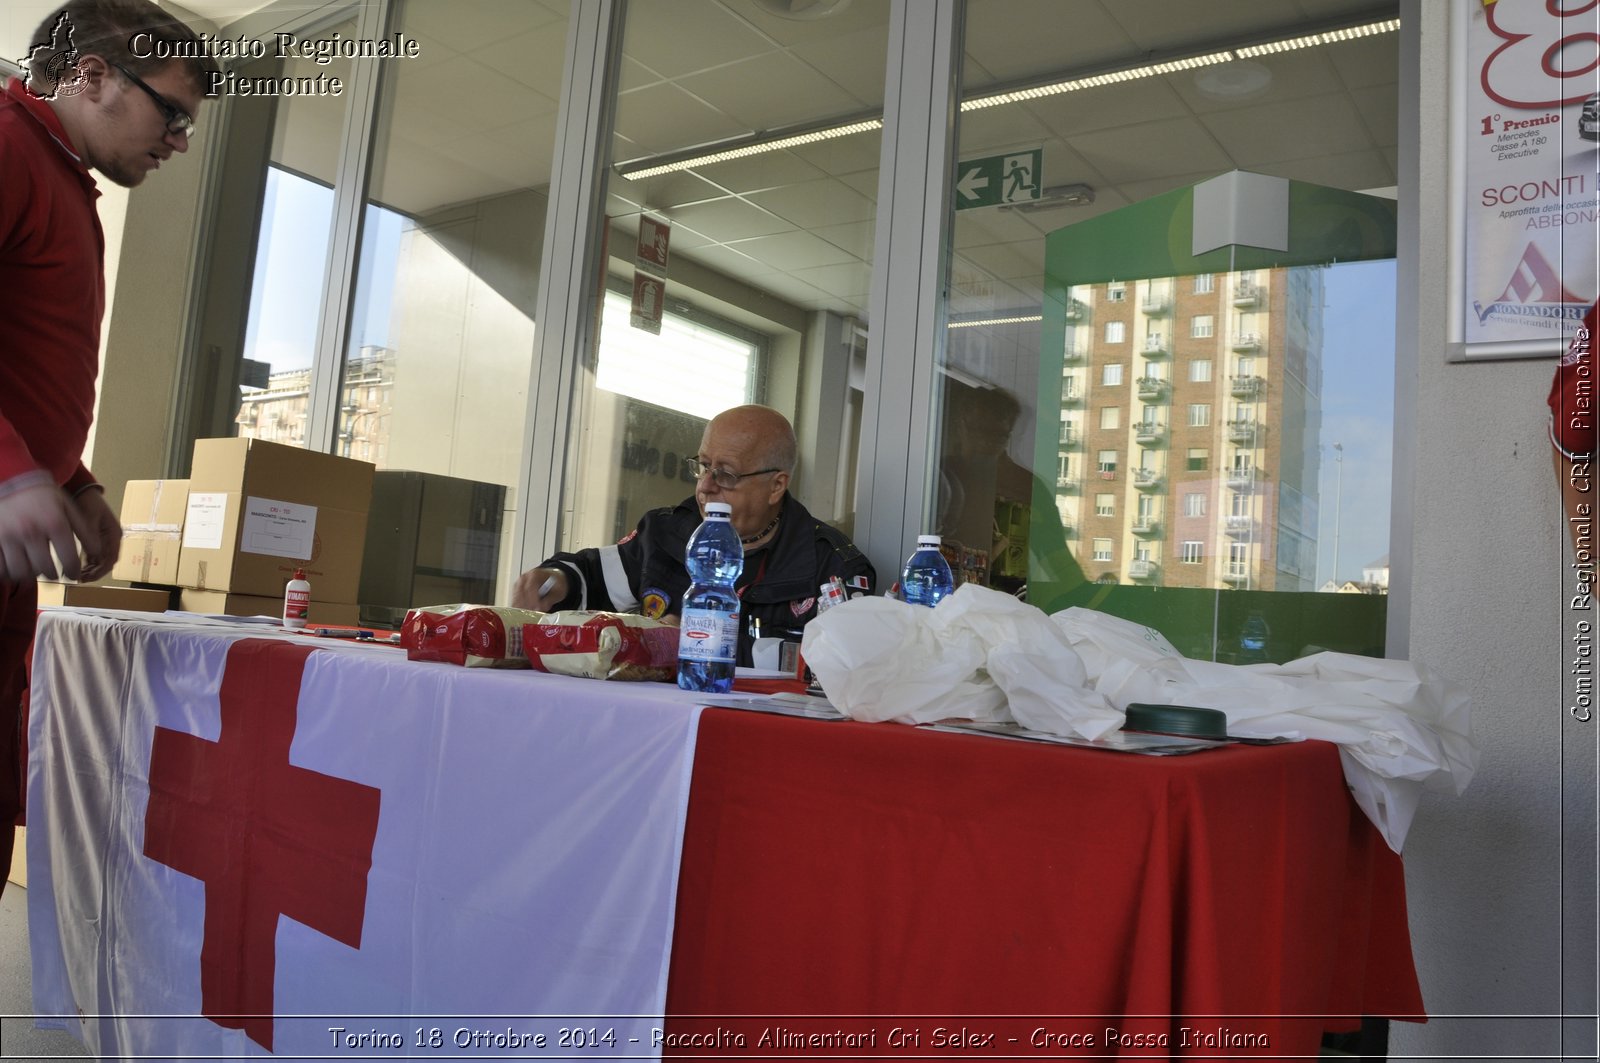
[948,314,1043,329]
[611,9,1399,180]
[617,118,883,180]
[1235,18,1400,57]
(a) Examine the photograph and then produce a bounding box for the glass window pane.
[338,0,571,606]
[191,14,361,450]
[557,0,890,556]
[940,0,1401,659]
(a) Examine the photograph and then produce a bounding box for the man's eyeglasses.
[112,63,195,138]
[683,457,780,490]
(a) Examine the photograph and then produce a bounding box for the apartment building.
[1054,267,1324,593]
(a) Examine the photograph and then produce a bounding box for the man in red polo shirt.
[0,0,214,897]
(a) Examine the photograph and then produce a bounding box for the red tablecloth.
[664,710,1422,1060]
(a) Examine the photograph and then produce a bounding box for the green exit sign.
[955,149,1042,210]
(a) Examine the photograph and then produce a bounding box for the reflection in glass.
[941,0,1401,660]
[338,0,570,594]
[223,18,360,448]
[563,0,892,552]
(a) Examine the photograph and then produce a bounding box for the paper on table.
[698,691,844,720]
[925,719,1232,756]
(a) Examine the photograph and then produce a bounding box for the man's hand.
[510,566,567,611]
[0,483,95,583]
[72,487,123,583]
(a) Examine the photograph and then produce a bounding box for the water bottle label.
[679,605,739,663]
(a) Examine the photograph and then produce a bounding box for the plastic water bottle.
[901,534,955,608]
[677,502,744,693]
[1238,609,1271,663]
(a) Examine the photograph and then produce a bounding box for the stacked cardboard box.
[110,478,189,585]
[175,438,375,627]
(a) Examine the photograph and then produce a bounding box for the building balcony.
[1135,421,1166,445]
[1062,347,1087,365]
[1063,299,1087,323]
[1221,563,1250,584]
[1129,560,1161,581]
[1229,374,1265,399]
[1141,292,1169,315]
[1133,468,1164,491]
[1227,419,1260,445]
[1225,514,1256,537]
[1142,336,1170,358]
[1230,333,1261,352]
[1132,518,1162,538]
[1055,477,1079,494]
[1136,376,1170,400]
[1226,466,1258,491]
[1061,391,1084,408]
[1233,282,1261,308]
[1058,428,1080,448]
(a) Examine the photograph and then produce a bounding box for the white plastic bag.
[800,585,1122,740]
[1049,607,1478,852]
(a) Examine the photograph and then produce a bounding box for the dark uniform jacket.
[541,493,875,666]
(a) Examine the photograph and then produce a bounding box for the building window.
[1100,406,1120,430]
[1191,314,1214,338]
[1107,284,1126,302]
[1105,321,1125,344]
[1102,363,1124,386]
[1181,540,1203,563]
[1096,493,1115,517]
[1097,450,1118,476]
[1187,447,1208,472]
[1193,274,1214,294]
[1184,493,1206,518]
[1190,359,1212,383]
[1188,404,1211,427]
[1093,538,1113,562]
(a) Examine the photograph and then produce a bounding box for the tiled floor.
[0,881,90,1060]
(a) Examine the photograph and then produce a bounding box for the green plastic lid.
[1123,703,1229,740]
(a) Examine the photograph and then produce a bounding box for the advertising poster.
[1463,0,1600,349]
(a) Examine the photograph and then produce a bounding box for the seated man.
[511,404,874,665]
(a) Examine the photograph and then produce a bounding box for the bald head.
[707,404,797,475]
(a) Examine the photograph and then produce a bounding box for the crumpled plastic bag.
[800,585,1123,741]
[1051,606,1478,852]
[803,587,1476,853]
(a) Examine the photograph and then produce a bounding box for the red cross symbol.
[143,638,382,1051]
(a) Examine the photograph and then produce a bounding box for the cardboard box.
[111,478,189,585]
[35,581,173,612]
[179,589,362,628]
[177,438,375,602]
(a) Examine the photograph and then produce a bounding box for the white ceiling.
[185,0,1400,325]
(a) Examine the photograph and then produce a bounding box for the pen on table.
[316,628,374,639]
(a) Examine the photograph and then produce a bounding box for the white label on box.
[181,492,229,550]
[240,496,318,560]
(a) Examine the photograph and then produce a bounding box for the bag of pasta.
[401,604,547,667]
[522,610,680,681]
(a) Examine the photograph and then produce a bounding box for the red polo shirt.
[0,76,103,496]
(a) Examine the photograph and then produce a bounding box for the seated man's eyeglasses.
[683,457,780,490]
[111,62,196,137]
